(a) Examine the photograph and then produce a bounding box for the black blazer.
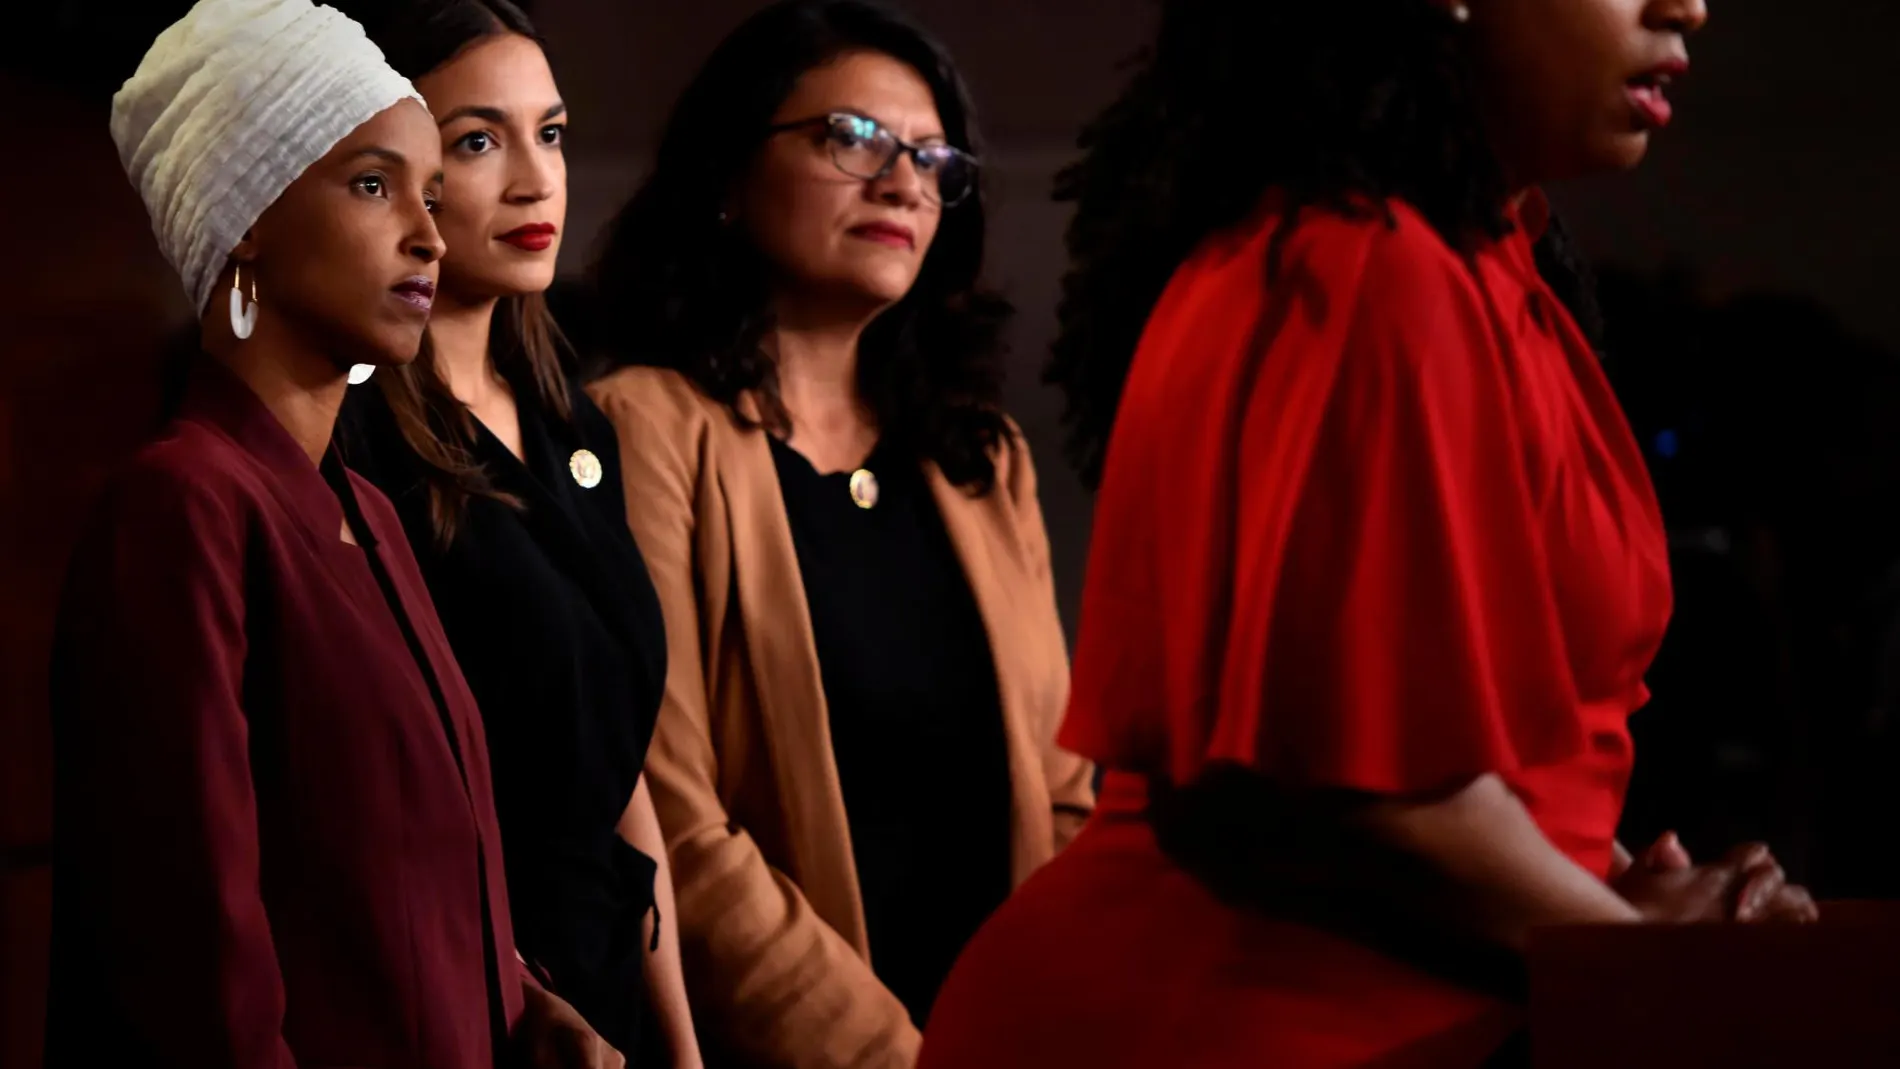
[338,373,667,1057]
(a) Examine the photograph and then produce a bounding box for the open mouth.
[1626,61,1687,130]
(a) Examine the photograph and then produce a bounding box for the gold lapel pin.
[849,468,879,510]
[569,449,603,490]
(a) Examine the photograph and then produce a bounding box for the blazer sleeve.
[591,378,921,1069]
[1002,424,1096,852]
[48,464,298,1069]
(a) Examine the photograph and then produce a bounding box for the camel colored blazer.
[589,366,1094,1069]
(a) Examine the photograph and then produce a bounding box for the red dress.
[917,195,1673,1068]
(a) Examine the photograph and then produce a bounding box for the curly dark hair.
[589,0,1013,492]
[1049,0,1608,490]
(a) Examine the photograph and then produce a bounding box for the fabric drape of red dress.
[916,194,1673,1069]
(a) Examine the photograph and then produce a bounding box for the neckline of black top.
[767,433,890,480]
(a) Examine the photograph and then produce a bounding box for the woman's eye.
[459,131,494,153]
[353,174,386,197]
[540,124,564,146]
[425,195,441,215]
[829,117,877,148]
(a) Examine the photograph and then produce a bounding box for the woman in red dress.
[917,2,1817,1067]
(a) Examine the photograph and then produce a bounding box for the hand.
[1615,855,1737,923]
[1608,830,1695,906]
[1758,884,1821,923]
[516,982,625,1069]
[1724,842,1820,924]
[1637,830,1694,873]
[1613,832,1818,925]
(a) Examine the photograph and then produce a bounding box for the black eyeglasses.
[766,112,978,208]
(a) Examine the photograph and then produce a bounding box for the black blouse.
[769,436,1013,1027]
[338,376,667,1056]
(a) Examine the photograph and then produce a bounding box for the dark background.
[5,1,1899,1063]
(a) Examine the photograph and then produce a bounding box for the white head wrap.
[110,0,426,313]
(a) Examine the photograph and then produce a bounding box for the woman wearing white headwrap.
[45,2,622,1067]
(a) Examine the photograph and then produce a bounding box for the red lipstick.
[498,222,557,252]
[848,221,915,250]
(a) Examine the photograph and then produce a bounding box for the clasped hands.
[1612,831,1819,925]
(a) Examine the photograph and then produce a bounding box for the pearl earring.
[1450,2,1471,23]
[348,364,376,385]
[229,263,258,340]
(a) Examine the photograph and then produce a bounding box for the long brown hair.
[383,292,573,542]
[340,0,572,544]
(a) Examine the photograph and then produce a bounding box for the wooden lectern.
[1528,901,1900,1067]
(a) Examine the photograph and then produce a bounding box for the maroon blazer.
[46,359,526,1069]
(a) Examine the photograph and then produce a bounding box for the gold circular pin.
[848,468,879,510]
[569,448,603,490]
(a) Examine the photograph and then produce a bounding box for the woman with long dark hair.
[587,1,1093,1064]
[917,2,1817,1067]
[49,2,610,1066]
[331,1,697,1064]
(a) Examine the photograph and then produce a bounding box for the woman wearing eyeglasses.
[587,2,1093,1066]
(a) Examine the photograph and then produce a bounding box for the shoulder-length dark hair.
[342,0,574,542]
[1050,0,1607,490]
[590,0,1013,493]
